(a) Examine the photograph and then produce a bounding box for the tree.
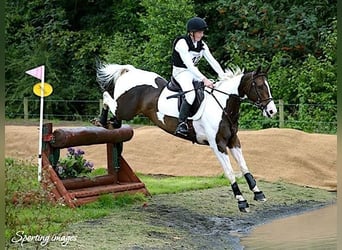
[138,0,195,77]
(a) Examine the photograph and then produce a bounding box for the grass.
[6,157,336,248]
[5,158,238,241]
[137,173,236,195]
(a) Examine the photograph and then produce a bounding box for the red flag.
[25,65,44,80]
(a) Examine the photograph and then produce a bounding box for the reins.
[204,87,242,116]
[166,72,273,116]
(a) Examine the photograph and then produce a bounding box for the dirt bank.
[5,125,337,190]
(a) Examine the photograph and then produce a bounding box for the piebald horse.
[96,63,277,212]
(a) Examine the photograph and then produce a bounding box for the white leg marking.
[252,186,260,192]
[103,91,117,115]
[156,112,166,124]
[229,147,249,174]
[235,195,245,202]
[208,139,236,185]
[230,147,261,192]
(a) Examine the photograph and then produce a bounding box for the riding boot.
[175,100,192,136]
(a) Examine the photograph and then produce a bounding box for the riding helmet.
[186,17,208,32]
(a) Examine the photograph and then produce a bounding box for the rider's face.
[191,31,204,42]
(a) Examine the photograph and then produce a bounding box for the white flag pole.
[37,65,45,182]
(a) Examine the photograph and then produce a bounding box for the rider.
[172,17,225,136]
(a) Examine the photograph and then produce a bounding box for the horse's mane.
[96,63,136,92]
[220,65,244,80]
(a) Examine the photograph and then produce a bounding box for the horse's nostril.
[269,110,273,114]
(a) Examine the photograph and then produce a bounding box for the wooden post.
[279,99,284,128]
[23,97,28,120]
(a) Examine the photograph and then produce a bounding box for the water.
[240,204,337,249]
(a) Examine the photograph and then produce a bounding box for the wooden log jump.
[50,126,133,148]
[42,123,149,207]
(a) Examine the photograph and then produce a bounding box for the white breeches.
[173,70,196,104]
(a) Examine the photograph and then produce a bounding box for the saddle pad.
[157,86,207,121]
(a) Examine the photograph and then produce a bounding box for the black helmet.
[186,17,208,32]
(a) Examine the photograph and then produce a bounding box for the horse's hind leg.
[101,92,122,128]
[99,105,109,127]
[228,136,266,202]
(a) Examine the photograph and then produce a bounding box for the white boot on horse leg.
[102,91,122,128]
[230,147,266,202]
[103,91,118,115]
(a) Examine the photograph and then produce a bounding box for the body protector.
[172,35,204,69]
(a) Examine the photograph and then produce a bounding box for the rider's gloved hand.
[203,78,214,88]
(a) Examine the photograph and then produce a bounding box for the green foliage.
[201,0,336,63]
[54,147,94,179]
[88,167,107,177]
[104,32,144,65]
[265,18,337,133]
[5,158,146,242]
[138,0,195,76]
[5,0,337,133]
[5,158,69,240]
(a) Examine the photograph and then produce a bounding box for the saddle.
[167,76,205,117]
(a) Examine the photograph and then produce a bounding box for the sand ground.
[5,125,336,191]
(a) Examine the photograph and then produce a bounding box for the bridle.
[208,71,273,114]
[247,72,273,111]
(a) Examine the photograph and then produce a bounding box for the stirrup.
[175,122,188,136]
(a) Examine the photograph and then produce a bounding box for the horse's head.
[239,66,277,118]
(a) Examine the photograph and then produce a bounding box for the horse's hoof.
[254,191,267,202]
[238,200,250,213]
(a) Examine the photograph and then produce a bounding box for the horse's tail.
[96,62,136,93]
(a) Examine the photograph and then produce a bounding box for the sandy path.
[5,125,336,191]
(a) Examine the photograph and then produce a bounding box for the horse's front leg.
[228,136,266,202]
[210,141,250,212]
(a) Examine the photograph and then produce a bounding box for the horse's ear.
[256,65,261,74]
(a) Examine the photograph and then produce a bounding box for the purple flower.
[67,147,75,155]
[84,161,94,171]
[56,165,64,175]
[75,148,85,156]
[56,147,95,179]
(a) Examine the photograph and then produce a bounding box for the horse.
[96,63,277,212]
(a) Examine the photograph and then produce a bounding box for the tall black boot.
[175,100,192,136]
